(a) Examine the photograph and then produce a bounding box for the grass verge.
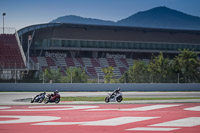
[61,97,200,101]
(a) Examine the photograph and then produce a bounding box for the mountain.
[50,6,200,30]
[50,15,115,26]
[117,6,200,30]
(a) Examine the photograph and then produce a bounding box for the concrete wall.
[0,83,200,92]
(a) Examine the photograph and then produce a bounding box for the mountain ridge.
[50,6,200,30]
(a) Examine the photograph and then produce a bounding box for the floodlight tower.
[2,13,6,34]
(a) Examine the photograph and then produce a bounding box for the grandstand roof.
[18,23,200,44]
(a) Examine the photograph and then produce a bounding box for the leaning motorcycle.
[44,93,61,104]
[31,93,46,103]
[105,92,123,103]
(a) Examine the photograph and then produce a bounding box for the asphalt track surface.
[0,103,200,133]
[0,92,200,105]
[0,92,200,133]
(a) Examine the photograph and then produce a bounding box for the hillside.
[50,15,115,26]
[117,6,200,30]
[50,6,200,30]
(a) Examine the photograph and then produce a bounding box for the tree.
[148,52,173,83]
[173,49,200,83]
[44,68,63,83]
[63,67,88,83]
[127,60,150,83]
[102,67,115,83]
[119,71,129,83]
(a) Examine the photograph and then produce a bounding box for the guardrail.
[0,83,200,92]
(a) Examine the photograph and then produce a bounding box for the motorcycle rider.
[35,92,46,99]
[40,92,46,96]
[50,90,59,102]
[31,92,46,103]
[111,87,121,98]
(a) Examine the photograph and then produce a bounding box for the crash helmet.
[117,87,120,91]
[54,90,59,94]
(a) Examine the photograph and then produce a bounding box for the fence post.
[15,70,17,83]
[97,73,99,84]
[43,72,44,84]
[124,75,126,84]
[71,71,72,84]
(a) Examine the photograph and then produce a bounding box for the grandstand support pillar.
[27,39,29,69]
[27,35,32,70]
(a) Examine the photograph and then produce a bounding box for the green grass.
[61,97,200,101]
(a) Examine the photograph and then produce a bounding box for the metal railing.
[0,27,16,34]
[0,72,199,83]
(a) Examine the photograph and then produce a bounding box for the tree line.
[120,49,200,83]
[41,49,200,83]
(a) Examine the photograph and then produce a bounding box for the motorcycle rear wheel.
[105,97,110,103]
[116,96,123,102]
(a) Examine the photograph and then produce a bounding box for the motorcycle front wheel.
[116,96,123,102]
[39,98,44,103]
[44,98,49,104]
[55,98,60,104]
[105,97,110,103]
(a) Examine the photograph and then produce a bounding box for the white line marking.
[33,117,158,126]
[151,117,200,127]
[85,104,181,111]
[85,109,119,111]
[184,106,200,111]
[2,106,99,111]
[0,116,60,124]
[0,107,10,110]
[120,104,181,111]
[126,127,180,131]
[33,122,84,125]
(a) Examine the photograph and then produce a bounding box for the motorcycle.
[44,93,61,104]
[31,93,46,103]
[105,92,123,103]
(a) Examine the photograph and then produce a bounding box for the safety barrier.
[0,83,199,92]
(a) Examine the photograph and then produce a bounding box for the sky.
[0,0,200,30]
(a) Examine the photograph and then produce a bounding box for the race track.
[1,92,200,105]
[0,103,200,133]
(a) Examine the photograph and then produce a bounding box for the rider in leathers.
[111,88,120,98]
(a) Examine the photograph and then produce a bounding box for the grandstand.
[0,28,26,80]
[1,23,200,81]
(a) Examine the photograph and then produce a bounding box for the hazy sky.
[0,0,200,30]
